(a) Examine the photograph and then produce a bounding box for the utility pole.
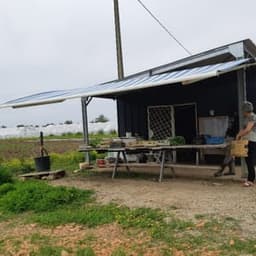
[113,0,124,80]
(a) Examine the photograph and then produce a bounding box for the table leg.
[172,150,177,163]
[122,151,130,174]
[196,150,199,165]
[159,150,166,182]
[112,151,120,179]
[200,149,205,164]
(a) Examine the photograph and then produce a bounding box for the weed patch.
[221,238,256,255]
[111,247,126,256]
[33,204,117,227]
[32,204,166,229]
[0,181,94,213]
[31,246,64,256]
[0,166,13,184]
[76,247,96,256]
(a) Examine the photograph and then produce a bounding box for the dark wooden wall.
[117,71,240,139]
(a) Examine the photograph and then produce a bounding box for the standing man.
[236,101,256,187]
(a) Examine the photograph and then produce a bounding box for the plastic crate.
[205,136,225,145]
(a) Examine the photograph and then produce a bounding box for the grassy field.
[0,138,80,161]
[0,132,116,160]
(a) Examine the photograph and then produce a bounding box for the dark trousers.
[245,141,256,182]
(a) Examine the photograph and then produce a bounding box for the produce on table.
[169,136,186,146]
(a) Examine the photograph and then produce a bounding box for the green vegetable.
[169,136,186,146]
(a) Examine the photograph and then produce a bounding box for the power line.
[135,0,192,56]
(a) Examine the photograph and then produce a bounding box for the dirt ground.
[53,167,256,237]
[0,221,162,256]
[1,167,256,255]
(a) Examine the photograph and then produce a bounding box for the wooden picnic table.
[79,143,229,182]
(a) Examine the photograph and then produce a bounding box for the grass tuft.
[0,181,94,213]
[111,247,126,256]
[31,246,64,256]
[76,247,96,256]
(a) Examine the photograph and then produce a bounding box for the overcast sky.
[0,0,256,127]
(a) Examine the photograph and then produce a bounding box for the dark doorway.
[174,104,197,162]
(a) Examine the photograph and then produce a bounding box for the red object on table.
[96,159,107,168]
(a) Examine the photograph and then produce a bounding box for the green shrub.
[0,183,15,196]
[0,166,13,184]
[89,151,106,161]
[0,181,94,213]
[51,152,85,171]
[2,158,34,174]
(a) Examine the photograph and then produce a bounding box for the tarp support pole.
[81,97,92,163]
[237,68,247,178]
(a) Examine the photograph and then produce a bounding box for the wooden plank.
[19,170,66,178]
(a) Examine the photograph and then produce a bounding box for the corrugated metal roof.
[0,58,251,109]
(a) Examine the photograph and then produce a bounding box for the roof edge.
[124,38,256,80]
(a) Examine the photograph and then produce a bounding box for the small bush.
[0,183,15,196]
[2,158,34,174]
[0,166,13,185]
[89,151,106,161]
[0,181,94,213]
[51,152,85,171]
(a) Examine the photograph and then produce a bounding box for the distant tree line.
[90,114,109,123]
[12,115,110,128]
